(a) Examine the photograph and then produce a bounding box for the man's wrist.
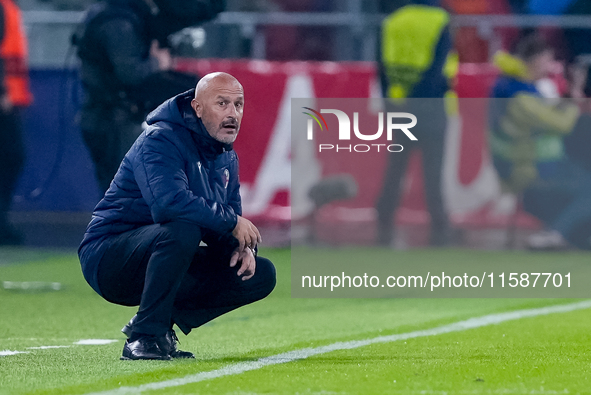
[247,246,257,257]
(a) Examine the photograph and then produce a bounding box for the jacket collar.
[176,91,233,159]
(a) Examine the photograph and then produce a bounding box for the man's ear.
[191,98,202,118]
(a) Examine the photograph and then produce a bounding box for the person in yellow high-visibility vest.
[375,0,456,246]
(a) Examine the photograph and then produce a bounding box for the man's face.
[191,80,244,144]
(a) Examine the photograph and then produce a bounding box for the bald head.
[191,72,245,144]
[194,72,243,100]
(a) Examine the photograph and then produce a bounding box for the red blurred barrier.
[176,59,540,232]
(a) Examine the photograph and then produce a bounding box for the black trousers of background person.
[375,99,449,245]
[91,221,276,336]
[0,108,25,233]
[80,104,143,194]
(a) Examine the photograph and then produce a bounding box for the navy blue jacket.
[79,89,240,293]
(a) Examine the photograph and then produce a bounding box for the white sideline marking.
[0,339,120,357]
[75,339,118,345]
[86,300,591,395]
[0,350,29,356]
[27,346,71,350]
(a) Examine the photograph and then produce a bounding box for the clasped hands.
[230,215,262,281]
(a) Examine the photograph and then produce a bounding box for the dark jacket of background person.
[489,51,579,190]
[79,89,241,296]
[76,0,156,112]
[74,0,162,194]
[74,0,224,193]
[75,0,225,111]
[0,0,32,245]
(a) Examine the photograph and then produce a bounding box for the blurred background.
[5,0,591,250]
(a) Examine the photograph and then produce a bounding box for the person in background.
[558,0,591,175]
[375,0,456,247]
[490,34,591,250]
[0,0,32,245]
[74,0,224,193]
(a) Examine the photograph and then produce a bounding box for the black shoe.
[159,329,195,359]
[122,316,194,359]
[120,336,171,361]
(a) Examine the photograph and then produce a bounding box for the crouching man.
[78,72,276,360]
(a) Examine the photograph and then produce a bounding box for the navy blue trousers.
[93,221,276,336]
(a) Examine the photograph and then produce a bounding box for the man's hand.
[229,247,256,281]
[232,215,261,251]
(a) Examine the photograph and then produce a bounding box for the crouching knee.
[155,221,202,255]
[254,256,277,299]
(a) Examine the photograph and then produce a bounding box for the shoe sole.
[120,356,172,361]
[171,353,195,359]
[120,354,193,360]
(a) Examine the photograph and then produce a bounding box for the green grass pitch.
[0,247,590,394]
